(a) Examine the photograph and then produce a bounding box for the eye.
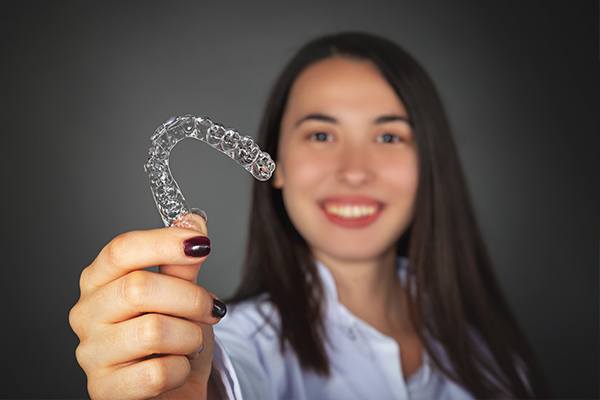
[377,132,404,144]
[308,131,333,142]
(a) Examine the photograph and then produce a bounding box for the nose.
[335,143,374,186]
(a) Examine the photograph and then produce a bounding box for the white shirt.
[212,256,476,400]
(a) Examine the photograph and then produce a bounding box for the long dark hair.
[225,31,551,399]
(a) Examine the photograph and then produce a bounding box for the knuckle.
[78,267,90,293]
[74,343,84,365]
[121,271,152,308]
[142,357,170,396]
[105,231,132,268]
[137,314,165,353]
[190,285,210,318]
[68,302,91,340]
[68,304,81,334]
[74,342,91,371]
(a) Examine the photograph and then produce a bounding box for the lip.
[319,195,385,229]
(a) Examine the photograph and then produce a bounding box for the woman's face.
[274,56,418,264]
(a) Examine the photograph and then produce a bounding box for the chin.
[310,241,394,264]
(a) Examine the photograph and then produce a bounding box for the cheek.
[379,151,419,196]
[282,148,334,189]
[278,149,333,229]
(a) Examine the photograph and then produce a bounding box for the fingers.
[88,354,191,400]
[88,270,221,325]
[81,313,204,371]
[71,211,216,400]
[81,220,209,295]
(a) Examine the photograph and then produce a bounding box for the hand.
[69,213,223,399]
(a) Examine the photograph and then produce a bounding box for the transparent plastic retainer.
[144,115,276,228]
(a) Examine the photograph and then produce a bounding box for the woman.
[69,32,550,399]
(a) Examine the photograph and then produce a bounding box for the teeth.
[325,204,378,218]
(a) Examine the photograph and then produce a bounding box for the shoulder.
[212,295,288,399]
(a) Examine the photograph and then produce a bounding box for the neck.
[313,247,410,334]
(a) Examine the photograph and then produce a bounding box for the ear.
[272,162,284,189]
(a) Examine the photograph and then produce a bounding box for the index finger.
[81,224,210,295]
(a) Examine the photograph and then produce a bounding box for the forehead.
[284,56,408,116]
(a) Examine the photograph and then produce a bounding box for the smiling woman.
[205,31,552,400]
[67,29,553,400]
[273,57,419,268]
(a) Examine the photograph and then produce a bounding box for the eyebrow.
[293,112,412,127]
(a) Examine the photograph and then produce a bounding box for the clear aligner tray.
[144,115,276,227]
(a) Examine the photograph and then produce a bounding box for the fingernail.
[184,236,211,257]
[212,298,227,319]
[190,208,208,224]
[172,211,206,232]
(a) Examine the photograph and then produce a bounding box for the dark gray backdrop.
[1,1,597,398]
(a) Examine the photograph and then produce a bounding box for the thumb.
[159,210,209,283]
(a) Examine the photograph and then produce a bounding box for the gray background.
[1,1,597,398]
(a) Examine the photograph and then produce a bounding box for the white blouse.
[211,256,477,399]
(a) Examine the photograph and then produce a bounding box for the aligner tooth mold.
[144,115,276,227]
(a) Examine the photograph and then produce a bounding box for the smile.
[319,197,385,229]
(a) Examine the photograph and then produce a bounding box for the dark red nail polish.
[212,298,227,319]
[184,236,211,257]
